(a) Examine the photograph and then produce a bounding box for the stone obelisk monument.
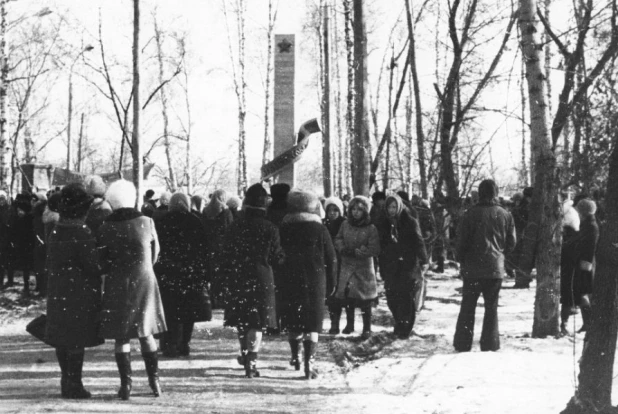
[273,34,295,186]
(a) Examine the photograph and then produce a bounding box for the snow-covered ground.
[0,268,614,414]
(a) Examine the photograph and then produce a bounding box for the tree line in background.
[0,0,617,411]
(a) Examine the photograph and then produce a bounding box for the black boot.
[579,305,591,333]
[361,306,372,339]
[115,353,132,400]
[303,340,318,380]
[328,306,341,334]
[66,350,91,399]
[244,352,260,378]
[342,306,355,334]
[288,339,301,370]
[142,351,162,397]
[55,348,69,398]
[178,323,194,357]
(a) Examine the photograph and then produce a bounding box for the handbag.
[26,314,52,346]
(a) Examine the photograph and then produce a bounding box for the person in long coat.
[7,193,35,295]
[279,190,336,379]
[570,199,599,332]
[221,183,284,378]
[0,191,10,288]
[154,192,210,357]
[31,194,48,296]
[97,180,167,400]
[334,196,380,339]
[202,189,234,309]
[322,196,345,334]
[45,183,102,399]
[559,200,580,335]
[377,194,428,339]
[453,179,516,352]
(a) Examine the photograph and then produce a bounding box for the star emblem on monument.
[277,38,292,53]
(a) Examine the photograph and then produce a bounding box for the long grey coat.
[97,209,167,339]
[334,220,380,301]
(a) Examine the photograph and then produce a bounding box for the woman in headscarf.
[322,197,345,334]
[279,189,336,379]
[333,196,380,339]
[220,183,284,378]
[97,180,166,400]
[376,194,428,339]
[45,183,101,399]
[155,192,210,357]
[202,189,234,309]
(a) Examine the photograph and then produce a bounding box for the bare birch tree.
[132,0,142,200]
[262,0,277,167]
[222,0,248,195]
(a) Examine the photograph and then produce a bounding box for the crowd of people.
[0,176,601,401]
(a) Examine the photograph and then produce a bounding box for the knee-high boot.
[361,306,372,339]
[579,305,592,333]
[55,348,69,397]
[288,338,301,370]
[303,340,318,380]
[115,353,132,400]
[342,306,355,334]
[328,305,342,334]
[142,351,162,397]
[66,350,91,399]
[244,352,260,378]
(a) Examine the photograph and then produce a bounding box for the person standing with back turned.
[453,179,516,352]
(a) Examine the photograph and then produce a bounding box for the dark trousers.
[385,280,417,337]
[453,278,502,352]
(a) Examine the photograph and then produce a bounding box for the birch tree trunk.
[518,0,562,337]
[322,4,332,197]
[262,0,276,167]
[132,0,143,201]
[352,0,371,196]
[154,18,177,191]
[344,0,355,196]
[405,0,427,198]
[0,0,8,191]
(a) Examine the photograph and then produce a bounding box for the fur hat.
[576,199,597,216]
[47,192,61,213]
[523,187,534,198]
[84,175,107,197]
[324,196,344,215]
[169,192,190,212]
[270,183,291,201]
[227,195,241,210]
[15,193,32,213]
[59,183,93,219]
[244,183,268,209]
[191,195,204,212]
[159,191,172,206]
[371,191,386,203]
[478,179,499,201]
[106,180,137,210]
[563,201,580,231]
[287,189,320,215]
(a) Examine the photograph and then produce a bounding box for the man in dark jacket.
[453,179,516,352]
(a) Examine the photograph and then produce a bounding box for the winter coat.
[42,208,60,243]
[279,213,337,332]
[202,208,233,258]
[152,205,169,222]
[45,220,103,348]
[154,210,211,323]
[266,206,288,228]
[414,204,436,244]
[377,203,428,290]
[456,201,516,279]
[85,198,113,233]
[221,207,284,330]
[7,211,35,269]
[32,201,47,274]
[334,212,380,301]
[323,216,345,240]
[571,214,599,296]
[97,209,167,339]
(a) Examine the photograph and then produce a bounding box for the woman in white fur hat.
[97,180,166,400]
[279,189,337,379]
